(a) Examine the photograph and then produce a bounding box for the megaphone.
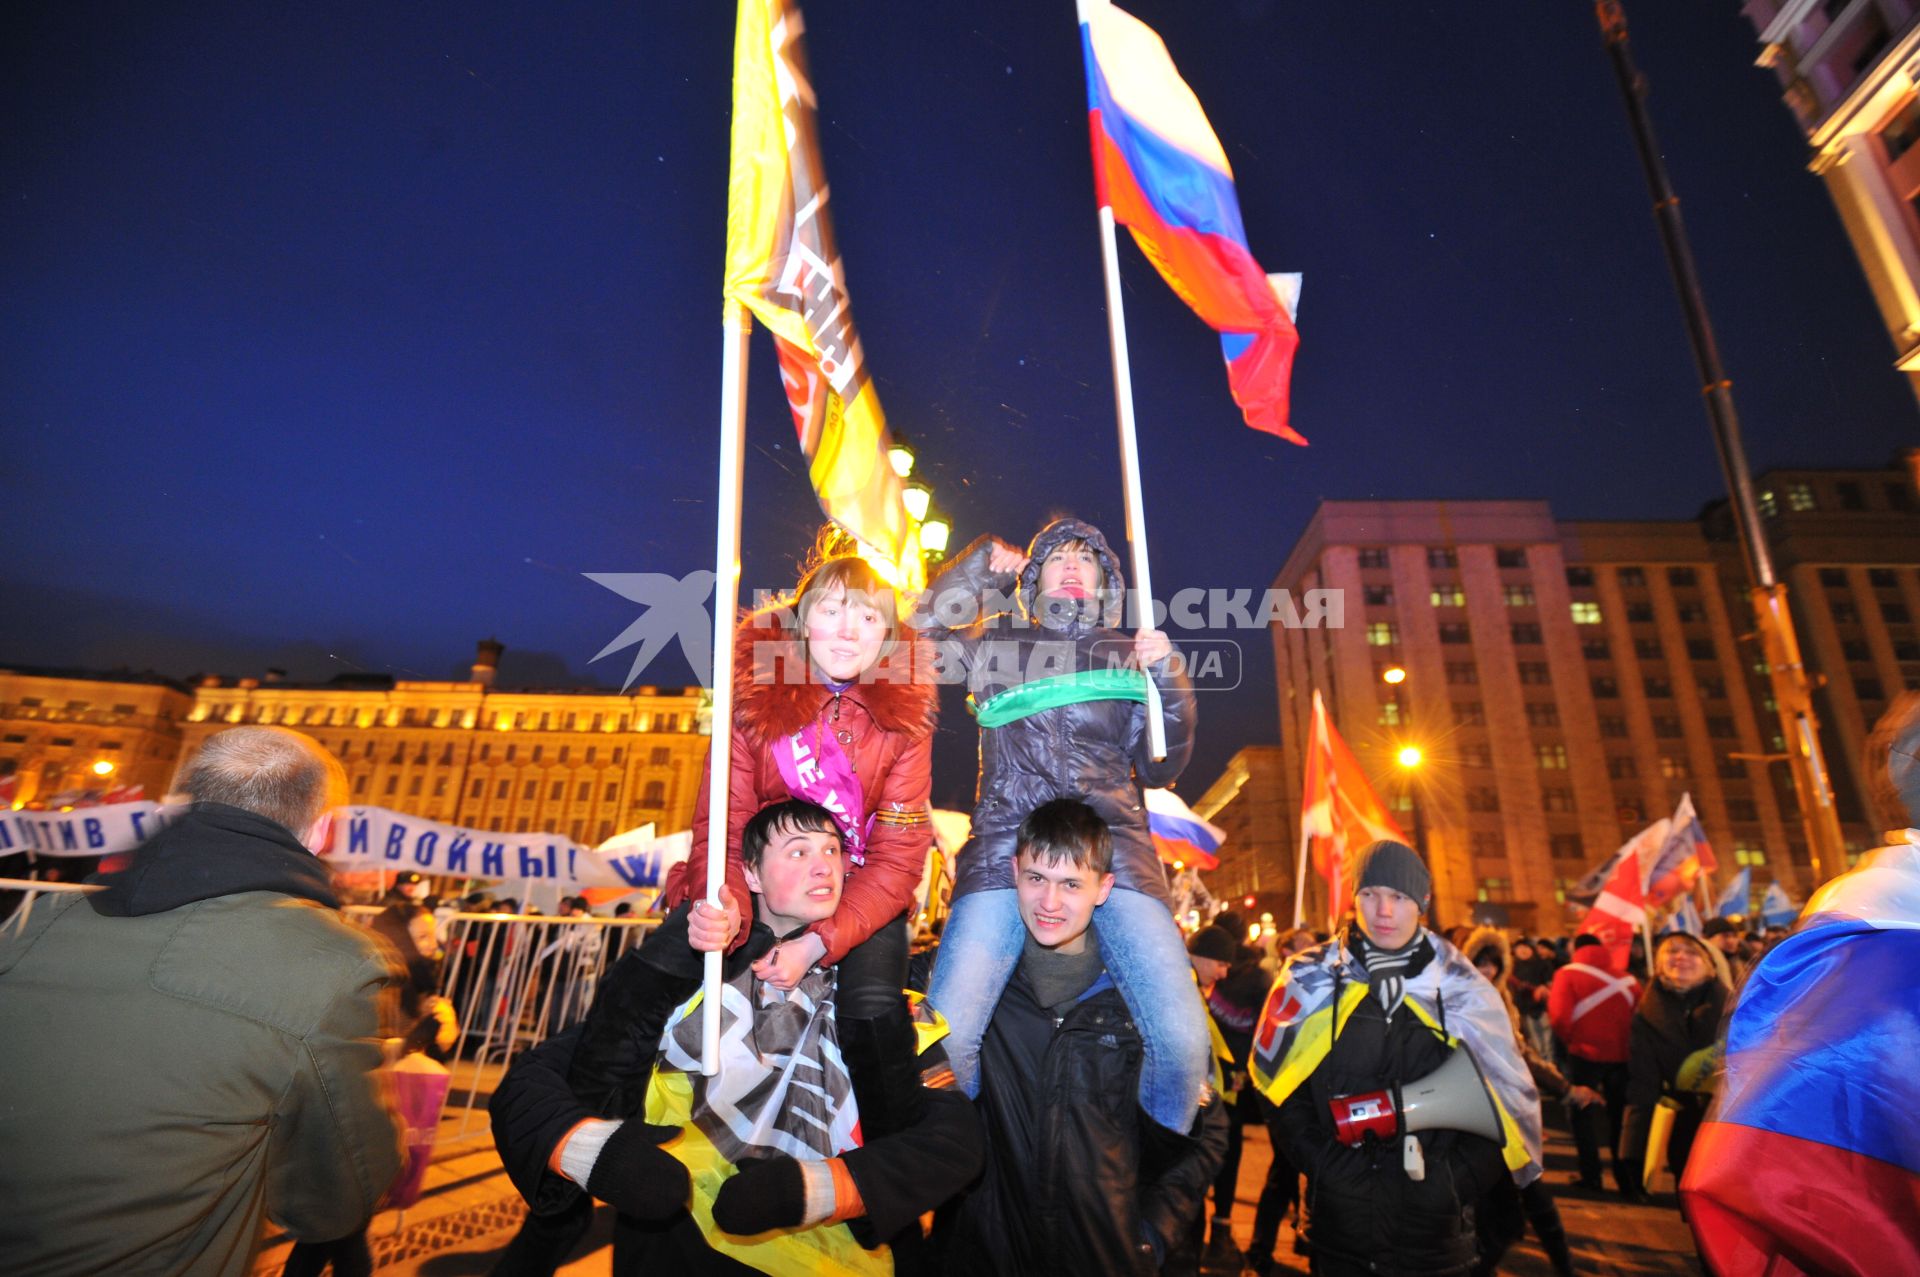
[1329,1045,1504,1148]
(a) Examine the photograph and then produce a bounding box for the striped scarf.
[1361,937,1420,1019]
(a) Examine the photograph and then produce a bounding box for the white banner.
[0,800,693,895]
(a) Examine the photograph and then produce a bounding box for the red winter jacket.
[1548,951,1640,1064]
[661,610,937,965]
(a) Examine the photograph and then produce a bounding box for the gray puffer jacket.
[918,518,1196,905]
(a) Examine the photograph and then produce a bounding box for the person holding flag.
[1618,931,1731,1201]
[917,520,1206,1137]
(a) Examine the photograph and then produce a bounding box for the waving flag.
[1300,691,1405,924]
[1643,793,1718,909]
[1079,0,1303,443]
[1659,894,1703,937]
[1145,787,1224,870]
[725,0,921,589]
[1715,866,1751,918]
[1758,881,1797,927]
[1576,830,1651,972]
[1681,840,1920,1276]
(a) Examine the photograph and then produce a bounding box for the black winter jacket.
[944,963,1227,1276]
[1620,975,1727,1174]
[1276,951,1507,1277]
[918,520,1197,905]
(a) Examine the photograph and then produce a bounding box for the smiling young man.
[1247,840,1542,1277]
[489,799,980,1276]
[944,798,1226,1277]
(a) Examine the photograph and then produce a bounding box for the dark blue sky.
[4,1,1915,809]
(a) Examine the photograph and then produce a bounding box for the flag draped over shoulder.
[1680,839,1920,1277]
[1300,691,1405,927]
[725,0,921,590]
[1078,0,1303,444]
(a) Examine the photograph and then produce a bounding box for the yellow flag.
[725,0,922,591]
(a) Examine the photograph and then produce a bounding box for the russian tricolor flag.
[1145,787,1224,871]
[1080,0,1303,444]
[1679,840,1920,1276]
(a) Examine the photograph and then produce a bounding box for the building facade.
[0,669,194,806]
[1744,0,1920,402]
[1190,745,1292,912]
[1271,457,1920,931]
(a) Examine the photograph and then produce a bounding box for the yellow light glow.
[888,444,915,478]
[1172,859,1185,871]
[902,483,931,522]
[1396,745,1424,769]
[920,515,951,553]
[1248,923,1262,942]
[1382,666,1407,685]
[91,760,116,777]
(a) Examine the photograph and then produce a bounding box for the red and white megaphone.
[1329,1045,1504,1148]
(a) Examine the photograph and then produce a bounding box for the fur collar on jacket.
[731,607,937,747]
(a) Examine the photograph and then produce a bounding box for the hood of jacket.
[1017,518,1128,636]
[731,604,938,747]
[1463,925,1512,991]
[86,802,338,917]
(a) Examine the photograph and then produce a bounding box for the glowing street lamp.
[920,514,951,555]
[1395,744,1423,770]
[91,760,116,777]
[888,442,915,479]
[902,481,932,522]
[1382,666,1407,685]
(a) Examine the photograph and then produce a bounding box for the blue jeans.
[927,886,1210,1132]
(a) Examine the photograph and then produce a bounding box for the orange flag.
[1300,690,1406,928]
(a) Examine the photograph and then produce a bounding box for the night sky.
[5,1,1915,811]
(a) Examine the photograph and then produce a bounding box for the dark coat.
[0,804,403,1276]
[1620,973,1727,1175]
[490,941,982,1276]
[944,964,1228,1277]
[1275,945,1507,1277]
[918,521,1197,905]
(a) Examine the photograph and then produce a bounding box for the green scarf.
[969,667,1149,728]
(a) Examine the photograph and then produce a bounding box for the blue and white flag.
[1714,866,1751,919]
[1759,881,1798,927]
[1660,894,1703,936]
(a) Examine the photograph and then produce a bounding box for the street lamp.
[889,442,915,479]
[902,481,931,522]
[1395,744,1423,770]
[1382,666,1407,685]
[920,513,951,555]
[91,760,116,777]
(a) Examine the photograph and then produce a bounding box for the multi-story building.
[1271,455,1920,931]
[1191,746,1293,913]
[0,668,195,806]
[1744,0,1920,403]
[178,642,711,845]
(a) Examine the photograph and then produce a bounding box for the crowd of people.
[2,526,1915,1277]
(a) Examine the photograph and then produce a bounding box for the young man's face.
[1036,541,1102,601]
[1015,849,1114,954]
[1354,885,1423,951]
[1189,954,1228,988]
[744,821,845,935]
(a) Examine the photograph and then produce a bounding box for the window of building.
[1599,716,1628,738]
[585,745,597,764]
[1518,661,1551,685]
[1706,716,1736,739]
[1608,755,1637,779]
[1525,703,1560,727]
[1635,638,1664,660]
[1582,638,1611,661]
[650,747,671,766]
[1653,714,1682,737]
[1890,483,1915,510]
[1838,640,1869,665]
[549,781,564,800]
[1363,585,1393,606]
[517,818,532,833]
[1454,701,1486,726]
[1868,567,1898,589]
[384,775,399,796]
[1819,567,1848,588]
[1592,676,1619,698]
[1570,600,1602,625]
[505,744,517,762]
[1510,623,1543,645]
[523,780,537,800]
[599,821,615,843]
[1366,620,1401,645]
[1566,567,1594,587]
[1645,676,1673,699]
[1444,661,1478,685]
[1894,640,1920,661]
[432,776,447,797]
[606,782,619,801]
[1618,567,1646,588]
[577,781,591,800]
[1717,757,1746,779]
[1537,743,1569,769]
[1430,586,1466,608]
[470,778,484,798]
[1358,547,1389,569]
[1857,678,1885,702]
[1784,482,1816,512]
[1659,755,1690,780]
[643,780,667,806]
[1428,547,1458,569]
[571,820,585,841]
[539,712,552,730]
[1727,798,1759,822]
[1550,834,1584,861]
[1626,603,1655,623]
[1733,844,1767,868]
[1543,787,1576,813]
[1470,832,1503,859]
[1460,742,1493,768]
[612,747,625,764]
[1378,700,1403,727]
[1679,639,1713,662]
[1881,94,1920,163]
[1503,585,1535,607]
[1496,547,1527,569]
[1476,878,1511,903]
[1832,603,1859,624]
[565,713,578,730]
[353,774,369,795]
[1885,602,1911,623]
[1667,567,1697,587]
[558,746,570,763]
[496,779,510,799]
[1677,602,1707,623]
[532,745,544,763]
[1467,787,1500,812]
[661,714,682,733]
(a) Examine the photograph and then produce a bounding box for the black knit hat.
[1353,839,1432,904]
[1187,925,1237,963]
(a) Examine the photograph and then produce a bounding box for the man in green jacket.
[0,726,403,1276]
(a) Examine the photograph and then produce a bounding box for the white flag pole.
[1093,204,1168,763]
[702,303,750,1077]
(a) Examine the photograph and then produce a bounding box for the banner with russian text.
[0,801,177,858]
[327,807,690,893]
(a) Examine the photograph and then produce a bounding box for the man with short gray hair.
[0,726,403,1276]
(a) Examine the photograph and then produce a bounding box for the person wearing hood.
[1618,930,1731,1201]
[916,518,1207,1136]
[0,727,404,1277]
[1249,841,1541,1277]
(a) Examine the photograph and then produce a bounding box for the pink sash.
[773,724,872,866]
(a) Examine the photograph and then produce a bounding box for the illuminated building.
[1744,1,1920,401]
[0,668,193,807]
[177,641,710,845]
[1189,745,1293,912]
[1271,456,1920,930]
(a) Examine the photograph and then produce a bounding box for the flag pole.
[1093,203,1168,761]
[1292,824,1310,930]
[702,302,750,1077]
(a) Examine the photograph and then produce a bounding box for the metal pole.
[1593,0,1845,886]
